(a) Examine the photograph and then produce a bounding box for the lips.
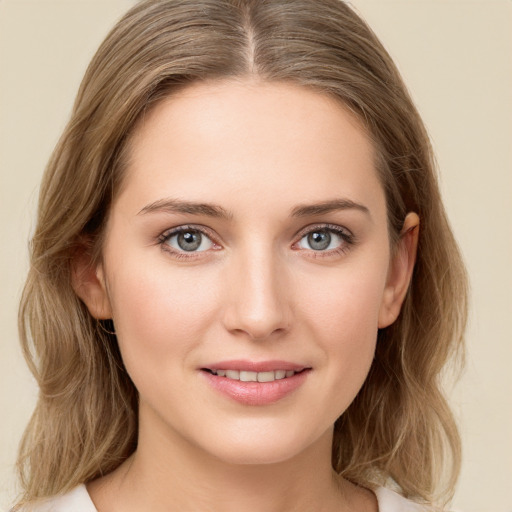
[204,368,300,382]
[200,360,311,405]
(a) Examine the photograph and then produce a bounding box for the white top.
[17,484,428,511]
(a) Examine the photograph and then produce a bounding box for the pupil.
[178,231,201,251]
[308,231,330,250]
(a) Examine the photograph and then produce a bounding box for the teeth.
[257,371,275,383]
[239,371,258,382]
[210,369,300,382]
[225,370,239,380]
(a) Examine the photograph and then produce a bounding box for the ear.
[71,243,112,320]
[378,212,420,328]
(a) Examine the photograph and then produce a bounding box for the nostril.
[233,326,286,342]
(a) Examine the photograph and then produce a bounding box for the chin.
[197,424,328,467]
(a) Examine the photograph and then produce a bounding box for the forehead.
[118,79,384,218]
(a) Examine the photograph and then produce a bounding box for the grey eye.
[178,231,201,251]
[307,231,331,250]
[167,229,214,252]
[297,229,343,251]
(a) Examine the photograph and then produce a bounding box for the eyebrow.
[291,199,370,217]
[138,198,232,219]
[137,197,370,220]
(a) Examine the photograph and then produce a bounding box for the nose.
[222,246,291,341]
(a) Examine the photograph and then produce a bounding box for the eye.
[295,225,353,253]
[160,227,215,253]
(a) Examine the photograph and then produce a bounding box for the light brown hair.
[17,0,467,508]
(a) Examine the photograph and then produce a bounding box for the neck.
[88,404,375,512]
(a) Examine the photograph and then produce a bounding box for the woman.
[14,0,468,510]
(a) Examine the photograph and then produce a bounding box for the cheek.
[107,260,221,372]
[299,266,387,403]
[302,263,386,338]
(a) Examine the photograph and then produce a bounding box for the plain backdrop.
[1,1,511,511]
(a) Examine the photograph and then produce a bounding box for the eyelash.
[157,223,355,260]
[292,223,355,259]
[157,225,220,260]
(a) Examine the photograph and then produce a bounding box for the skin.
[75,80,419,512]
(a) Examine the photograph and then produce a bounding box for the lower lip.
[201,370,310,406]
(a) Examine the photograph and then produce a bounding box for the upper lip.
[201,360,310,372]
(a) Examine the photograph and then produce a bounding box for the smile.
[204,369,302,382]
[201,362,311,405]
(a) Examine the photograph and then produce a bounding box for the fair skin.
[74,80,419,512]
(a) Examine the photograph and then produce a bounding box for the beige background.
[1,1,511,510]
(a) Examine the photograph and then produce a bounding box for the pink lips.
[200,360,311,406]
[204,360,306,372]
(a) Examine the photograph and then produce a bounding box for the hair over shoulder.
[17,0,468,508]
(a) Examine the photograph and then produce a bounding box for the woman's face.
[83,80,413,465]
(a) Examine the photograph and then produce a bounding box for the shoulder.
[13,485,97,512]
[13,484,437,512]
[375,487,430,512]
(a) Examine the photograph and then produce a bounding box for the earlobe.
[378,212,420,329]
[71,245,112,320]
